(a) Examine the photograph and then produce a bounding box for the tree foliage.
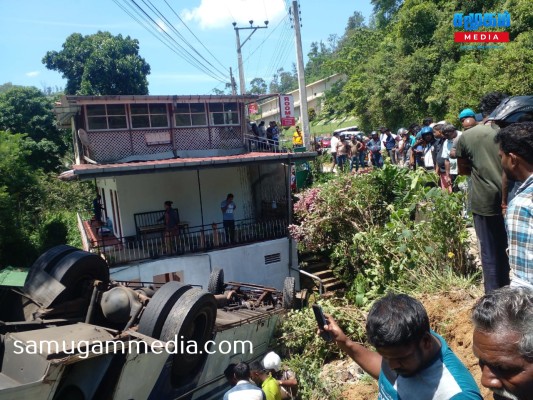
[0,86,67,171]
[249,77,267,94]
[42,31,151,95]
[313,0,533,132]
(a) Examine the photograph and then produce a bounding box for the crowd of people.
[223,351,298,400]
[227,93,532,400]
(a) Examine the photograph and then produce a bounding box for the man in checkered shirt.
[495,122,533,289]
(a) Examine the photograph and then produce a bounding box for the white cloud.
[181,0,286,30]
[155,18,170,33]
[26,71,40,77]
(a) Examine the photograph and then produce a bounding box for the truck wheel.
[137,282,193,339]
[24,245,78,292]
[24,249,109,307]
[207,269,224,294]
[160,288,217,387]
[282,277,296,309]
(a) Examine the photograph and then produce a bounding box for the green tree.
[0,86,67,171]
[269,66,298,94]
[249,77,267,94]
[42,31,151,95]
[0,131,40,267]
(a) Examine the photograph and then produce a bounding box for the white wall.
[110,238,299,291]
[113,166,253,237]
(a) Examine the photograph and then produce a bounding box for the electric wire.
[115,0,228,84]
[138,0,229,80]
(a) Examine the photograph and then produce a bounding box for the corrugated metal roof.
[59,151,317,180]
[0,267,28,287]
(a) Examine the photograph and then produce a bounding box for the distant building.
[259,73,345,122]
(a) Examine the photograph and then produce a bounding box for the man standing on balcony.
[92,195,105,225]
[161,200,179,254]
[221,193,237,244]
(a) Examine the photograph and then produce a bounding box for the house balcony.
[79,214,289,267]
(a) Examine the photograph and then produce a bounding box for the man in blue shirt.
[221,193,237,244]
[223,362,265,400]
[322,294,482,399]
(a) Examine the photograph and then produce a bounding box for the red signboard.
[281,117,296,126]
[248,102,259,115]
[279,95,295,127]
[454,32,509,42]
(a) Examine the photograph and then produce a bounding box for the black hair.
[422,117,433,126]
[227,193,234,198]
[249,361,264,373]
[366,293,430,348]
[479,92,509,117]
[224,363,237,381]
[233,362,251,380]
[494,122,533,165]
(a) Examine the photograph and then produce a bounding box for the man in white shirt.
[223,362,265,400]
[441,124,462,192]
[330,132,340,172]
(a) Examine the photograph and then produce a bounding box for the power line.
[162,0,228,72]
[138,0,229,79]
[114,0,229,84]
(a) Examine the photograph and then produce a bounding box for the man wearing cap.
[263,352,298,399]
[455,108,510,293]
[458,109,478,131]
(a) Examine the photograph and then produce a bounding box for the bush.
[279,298,366,399]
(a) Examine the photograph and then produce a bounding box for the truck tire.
[24,249,109,307]
[48,250,110,305]
[282,277,296,310]
[24,245,78,292]
[137,282,193,339]
[207,268,224,295]
[159,288,217,387]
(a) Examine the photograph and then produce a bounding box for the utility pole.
[229,67,237,95]
[292,1,310,149]
[232,20,268,95]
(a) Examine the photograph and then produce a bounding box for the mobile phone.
[312,304,332,342]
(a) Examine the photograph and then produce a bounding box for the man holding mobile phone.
[319,294,481,399]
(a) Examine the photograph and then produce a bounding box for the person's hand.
[318,314,349,344]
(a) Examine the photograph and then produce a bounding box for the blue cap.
[420,126,433,135]
[458,108,476,119]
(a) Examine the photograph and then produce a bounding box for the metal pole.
[234,28,246,95]
[232,21,269,96]
[230,67,237,95]
[292,1,310,150]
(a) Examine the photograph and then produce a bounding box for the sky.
[0,0,373,95]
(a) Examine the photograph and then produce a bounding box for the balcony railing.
[84,218,289,266]
[244,134,292,154]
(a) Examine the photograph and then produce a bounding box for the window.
[130,104,168,128]
[210,103,239,126]
[86,105,127,130]
[174,103,207,127]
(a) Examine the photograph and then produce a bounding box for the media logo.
[453,12,510,47]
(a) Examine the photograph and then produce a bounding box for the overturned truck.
[0,245,296,400]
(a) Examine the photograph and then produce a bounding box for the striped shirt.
[506,174,533,286]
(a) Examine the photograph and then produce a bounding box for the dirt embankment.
[339,289,492,400]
